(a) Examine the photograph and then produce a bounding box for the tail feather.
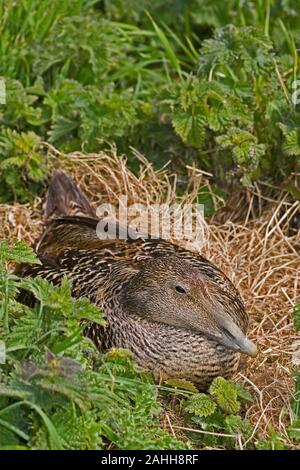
[44,171,96,221]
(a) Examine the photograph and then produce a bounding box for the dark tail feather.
[44,171,96,221]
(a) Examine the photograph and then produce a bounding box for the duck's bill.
[214,312,257,357]
[220,327,257,356]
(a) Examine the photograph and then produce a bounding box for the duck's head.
[120,255,257,357]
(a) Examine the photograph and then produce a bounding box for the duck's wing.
[34,171,98,257]
[17,172,141,291]
[35,171,206,262]
[44,171,96,221]
[32,171,127,258]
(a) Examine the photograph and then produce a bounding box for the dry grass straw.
[0,145,299,444]
[209,194,300,446]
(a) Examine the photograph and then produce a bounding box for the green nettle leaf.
[209,377,240,415]
[0,129,48,202]
[2,79,45,127]
[70,298,105,325]
[255,428,288,450]
[45,79,137,149]
[198,25,274,78]
[224,414,252,439]
[47,117,78,143]
[19,276,73,313]
[172,108,206,147]
[231,381,253,403]
[216,127,266,164]
[0,281,20,306]
[216,127,266,184]
[19,276,105,327]
[165,378,198,393]
[280,126,300,157]
[0,240,41,265]
[184,393,217,417]
[7,308,41,350]
[31,404,103,450]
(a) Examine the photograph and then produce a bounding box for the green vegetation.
[0,0,299,201]
[181,377,253,449]
[0,0,299,450]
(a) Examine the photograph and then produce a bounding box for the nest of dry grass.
[0,145,299,444]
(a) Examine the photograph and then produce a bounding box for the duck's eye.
[175,285,187,294]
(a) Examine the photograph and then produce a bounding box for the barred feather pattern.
[22,225,244,389]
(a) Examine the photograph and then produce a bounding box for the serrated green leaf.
[165,378,198,393]
[184,393,217,417]
[230,381,253,403]
[0,240,41,265]
[172,109,206,147]
[224,414,252,439]
[209,377,240,415]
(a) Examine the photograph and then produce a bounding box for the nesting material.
[0,146,299,443]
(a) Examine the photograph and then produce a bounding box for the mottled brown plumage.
[19,171,257,390]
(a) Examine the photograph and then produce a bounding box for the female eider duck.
[19,171,257,390]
